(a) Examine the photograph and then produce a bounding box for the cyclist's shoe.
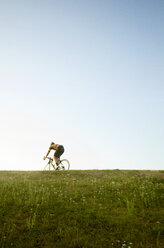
[55,160,60,170]
[56,161,60,166]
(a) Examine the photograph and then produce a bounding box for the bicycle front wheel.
[59,159,70,170]
[44,162,55,170]
[44,162,51,170]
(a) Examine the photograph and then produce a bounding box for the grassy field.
[0,170,163,248]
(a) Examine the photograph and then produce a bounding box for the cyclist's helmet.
[50,142,55,146]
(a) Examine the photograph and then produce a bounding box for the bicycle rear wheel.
[59,159,70,170]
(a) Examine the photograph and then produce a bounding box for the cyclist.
[44,142,65,169]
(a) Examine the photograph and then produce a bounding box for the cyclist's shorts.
[54,145,64,158]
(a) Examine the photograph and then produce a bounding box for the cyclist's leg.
[53,146,64,169]
[53,155,60,168]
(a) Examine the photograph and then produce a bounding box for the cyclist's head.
[50,142,55,146]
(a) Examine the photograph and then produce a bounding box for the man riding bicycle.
[44,142,65,169]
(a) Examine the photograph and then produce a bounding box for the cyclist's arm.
[44,148,51,160]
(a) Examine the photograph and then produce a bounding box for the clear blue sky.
[0,0,164,170]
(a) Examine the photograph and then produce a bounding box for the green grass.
[0,170,163,248]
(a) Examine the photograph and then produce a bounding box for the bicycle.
[43,157,70,170]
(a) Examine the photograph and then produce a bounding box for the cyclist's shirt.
[49,144,59,151]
